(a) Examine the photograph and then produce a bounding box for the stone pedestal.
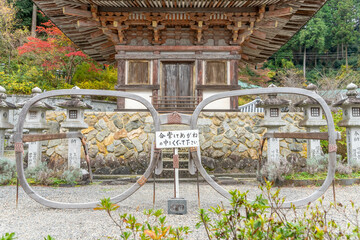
[28,131,41,168]
[58,86,92,169]
[256,84,290,163]
[167,198,187,215]
[295,84,330,159]
[68,138,82,169]
[346,128,360,165]
[267,129,280,162]
[333,83,360,166]
[308,127,323,157]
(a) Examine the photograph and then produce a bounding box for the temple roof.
[32,0,327,64]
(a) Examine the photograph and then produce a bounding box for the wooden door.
[163,62,193,109]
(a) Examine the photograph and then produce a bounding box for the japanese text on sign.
[156,130,199,149]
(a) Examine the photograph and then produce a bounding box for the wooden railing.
[151,96,202,113]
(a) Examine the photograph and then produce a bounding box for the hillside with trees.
[1,0,360,94]
[263,0,360,92]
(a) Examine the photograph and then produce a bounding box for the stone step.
[94,176,217,185]
[163,160,189,169]
[214,173,257,179]
[92,174,258,185]
[156,168,196,178]
[162,154,189,161]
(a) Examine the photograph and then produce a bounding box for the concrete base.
[167,198,187,215]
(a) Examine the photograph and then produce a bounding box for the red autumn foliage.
[17,20,88,84]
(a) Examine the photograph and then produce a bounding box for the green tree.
[298,13,327,79]
[333,0,360,68]
[9,0,47,30]
[0,0,28,71]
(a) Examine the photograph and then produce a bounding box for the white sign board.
[156,130,199,149]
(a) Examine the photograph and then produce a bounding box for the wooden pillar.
[31,4,37,37]
[230,52,239,110]
[196,53,203,101]
[116,59,126,110]
[152,51,159,109]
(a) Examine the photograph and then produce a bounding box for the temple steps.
[93,173,258,184]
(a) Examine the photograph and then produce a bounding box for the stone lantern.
[57,86,92,168]
[0,86,17,157]
[17,87,54,168]
[256,84,290,163]
[294,84,331,158]
[333,83,360,166]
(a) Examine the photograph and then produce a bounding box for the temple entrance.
[159,62,196,112]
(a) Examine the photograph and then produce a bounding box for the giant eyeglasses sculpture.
[14,87,337,209]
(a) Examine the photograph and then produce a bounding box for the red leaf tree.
[17,20,89,84]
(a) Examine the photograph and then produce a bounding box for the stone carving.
[16,87,54,168]
[0,86,17,157]
[57,86,92,169]
[294,84,331,159]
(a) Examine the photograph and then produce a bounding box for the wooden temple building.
[32,0,327,112]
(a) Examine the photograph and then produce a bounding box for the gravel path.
[1,181,360,239]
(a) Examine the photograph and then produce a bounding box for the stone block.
[114,145,127,157]
[132,138,143,152]
[82,126,95,134]
[89,145,99,158]
[114,129,127,140]
[96,129,110,142]
[168,198,187,215]
[112,166,131,175]
[97,142,107,154]
[213,142,223,149]
[124,149,136,159]
[104,134,114,146]
[212,150,225,158]
[128,129,142,139]
[213,135,223,142]
[48,139,61,148]
[125,120,141,132]
[121,138,135,149]
[289,143,303,152]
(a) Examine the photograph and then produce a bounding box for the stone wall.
[39,112,307,174]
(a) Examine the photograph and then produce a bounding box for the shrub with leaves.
[94,198,191,240]
[0,232,15,240]
[259,156,292,182]
[196,181,360,239]
[0,158,16,185]
[24,162,82,186]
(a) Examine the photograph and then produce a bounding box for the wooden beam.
[76,20,100,28]
[98,6,258,14]
[265,7,293,18]
[90,29,105,38]
[114,53,241,60]
[115,45,242,52]
[63,7,92,18]
[252,30,267,39]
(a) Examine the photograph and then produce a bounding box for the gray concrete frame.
[13,88,336,209]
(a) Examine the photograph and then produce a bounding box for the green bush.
[94,198,191,239]
[24,162,82,186]
[72,62,117,90]
[196,182,360,239]
[0,158,16,185]
[0,233,15,240]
